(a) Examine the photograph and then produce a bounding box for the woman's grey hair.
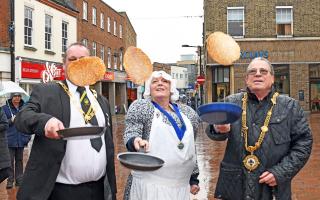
[247,57,274,75]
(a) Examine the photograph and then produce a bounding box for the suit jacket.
[14,82,117,200]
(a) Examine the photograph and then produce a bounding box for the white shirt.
[56,80,107,184]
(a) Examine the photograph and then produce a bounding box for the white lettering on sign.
[41,62,59,83]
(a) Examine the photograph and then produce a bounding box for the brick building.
[204,0,320,112]
[73,0,135,114]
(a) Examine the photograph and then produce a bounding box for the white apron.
[129,107,196,200]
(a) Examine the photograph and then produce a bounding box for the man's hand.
[133,137,149,152]
[190,184,200,195]
[44,117,65,139]
[214,124,231,134]
[259,171,277,187]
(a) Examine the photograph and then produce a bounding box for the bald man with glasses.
[206,57,313,200]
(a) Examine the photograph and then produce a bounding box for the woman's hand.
[133,137,150,152]
[190,184,200,195]
[214,124,230,134]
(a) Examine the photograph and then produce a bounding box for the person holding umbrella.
[2,93,31,189]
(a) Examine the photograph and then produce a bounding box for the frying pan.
[198,102,242,124]
[117,152,164,171]
[57,126,105,139]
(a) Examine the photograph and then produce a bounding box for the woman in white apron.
[123,71,200,200]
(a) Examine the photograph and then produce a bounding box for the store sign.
[103,72,115,81]
[21,61,64,81]
[240,51,269,59]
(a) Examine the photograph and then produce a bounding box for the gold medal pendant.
[243,154,260,171]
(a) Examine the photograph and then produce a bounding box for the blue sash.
[152,101,186,144]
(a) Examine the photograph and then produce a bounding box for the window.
[92,7,96,25]
[227,7,244,37]
[100,13,104,29]
[274,65,290,94]
[172,73,175,78]
[214,67,230,83]
[119,24,123,38]
[62,21,68,53]
[119,50,123,70]
[92,42,96,56]
[107,48,111,68]
[276,6,293,36]
[113,20,117,36]
[83,1,88,20]
[82,38,88,47]
[100,46,105,62]
[107,17,111,32]
[113,50,117,69]
[24,6,33,46]
[45,15,52,50]
[180,74,183,79]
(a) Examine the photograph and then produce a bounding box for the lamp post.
[182,44,204,105]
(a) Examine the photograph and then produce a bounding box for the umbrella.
[0,81,29,102]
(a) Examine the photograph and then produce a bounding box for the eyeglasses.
[247,68,270,75]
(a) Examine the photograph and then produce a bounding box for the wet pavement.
[1,114,319,200]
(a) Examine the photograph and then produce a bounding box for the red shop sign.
[21,61,65,81]
[103,72,115,81]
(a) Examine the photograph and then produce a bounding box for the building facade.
[15,0,77,92]
[73,0,136,114]
[204,0,320,112]
[0,0,11,81]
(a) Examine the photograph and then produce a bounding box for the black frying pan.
[57,126,106,138]
[117,152,164,171]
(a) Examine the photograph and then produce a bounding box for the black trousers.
[8,147,24,184]
[48,177,105,200]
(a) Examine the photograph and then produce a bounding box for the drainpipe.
[9,0,15,82]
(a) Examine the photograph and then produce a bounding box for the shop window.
[309,64,320,112]
[276,6,293,36]
[213,67,230,102]
[227,7,244,37]
[274,65,290,95]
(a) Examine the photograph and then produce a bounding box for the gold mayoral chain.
[241,92,279,171]
[58,82,98,124]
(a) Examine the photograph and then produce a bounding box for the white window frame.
[62,21,68,53]
[83,1,88,20]
[107,17,111,32]
[107,48,111,68]
[119,24,123,38]
[92,7,96,25]
[119,50,123,70]
[45,14,53,50]
[100,13,104,29]
[227,7,245,38]
[276,6,293,37]
[82,38,88,47]
[100,46,105,62]
[24,6,33,46]
[113,20,117,36]
[113,50,117,69]
[92,42,96,56]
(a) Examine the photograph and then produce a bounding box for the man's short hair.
[63,42,90,63]
[247,57,274,75]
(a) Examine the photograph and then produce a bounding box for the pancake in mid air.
[67,56,106,86]
[206,31,240,66]
[123,46,153,85]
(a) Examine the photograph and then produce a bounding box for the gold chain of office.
[241,92,279,171]
[58,82,98,124]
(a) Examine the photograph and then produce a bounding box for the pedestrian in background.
[206,57,313,199]
[123,71,200,200]
[0,107,10,184]
[2,93,30,189]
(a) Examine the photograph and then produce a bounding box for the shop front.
[206,39,320,112]
[16,57,65,93]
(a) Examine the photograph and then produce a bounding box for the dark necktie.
[77,86,102,152]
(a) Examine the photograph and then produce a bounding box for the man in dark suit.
[14,43,116,200]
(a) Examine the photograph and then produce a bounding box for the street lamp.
[182,44,204,105]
